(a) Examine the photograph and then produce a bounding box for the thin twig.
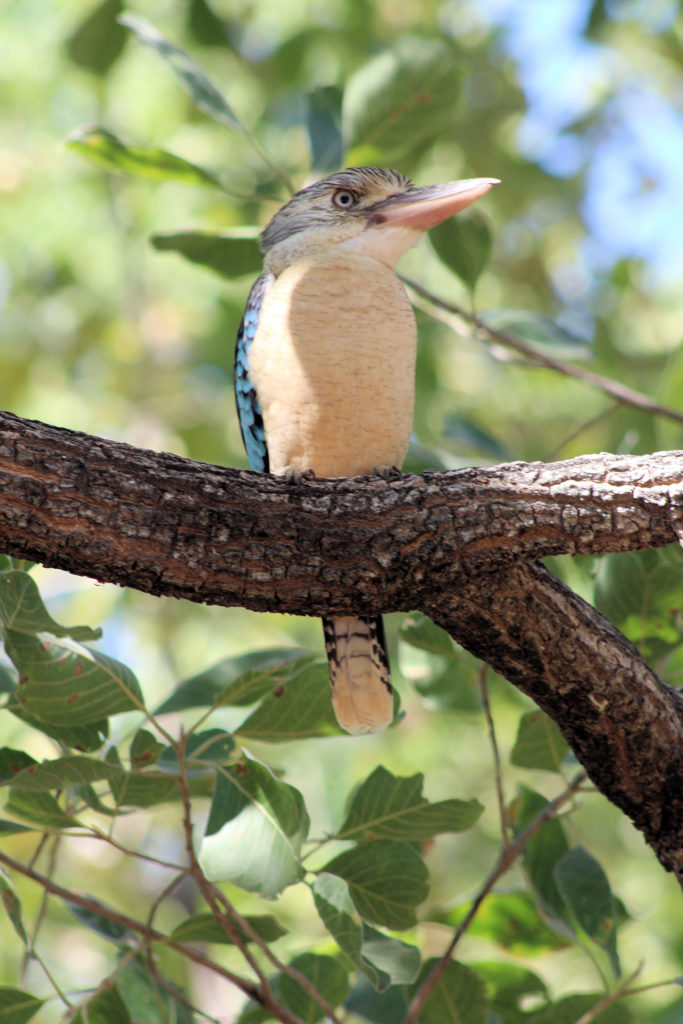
[176,733,344,1024]
[573,962,644,1024]
[403,276,683,427]
[478,665,509,848]
[402,771,587,1024]
[0,849,306,1024]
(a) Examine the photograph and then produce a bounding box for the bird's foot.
[373,465,402,481]
[282,465,316,483]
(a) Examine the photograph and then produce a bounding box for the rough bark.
[1,409,683,881]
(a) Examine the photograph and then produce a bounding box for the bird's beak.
[367,177,500,231]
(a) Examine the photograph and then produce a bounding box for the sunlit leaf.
[337,765,483,841]
[312,873,363,966]
[171,912,287,945]
[322,840,428,930]
[200,754,309,897]
[4,631,143,725]
[68,127,223,189]
[0,570,100,641]
[119,14,243,130]
[360,924,421,989]
[439,891,567,954]
[429,212,492,290]
[511,711,569,772]
[106,748,179,809]
[236,662,337,740]
[343,37,461,162]
[0,988,45,1024]
[65,0,127,75]
[156,648,310,713]
[407,960,487,1024]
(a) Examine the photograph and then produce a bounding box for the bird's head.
[260,166,499,275]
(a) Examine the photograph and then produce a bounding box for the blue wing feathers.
[234,273,273,473]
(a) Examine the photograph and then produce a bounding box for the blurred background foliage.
[2,0,683,1020]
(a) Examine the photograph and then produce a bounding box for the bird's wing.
[234,272,274,473]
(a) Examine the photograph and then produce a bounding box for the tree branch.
[2,409,683,881]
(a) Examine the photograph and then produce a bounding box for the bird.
[234,167,498,734]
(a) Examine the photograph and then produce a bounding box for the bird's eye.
[332,190,357,209]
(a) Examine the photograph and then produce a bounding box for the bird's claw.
[373,465,402,480]
[283,466,316,483]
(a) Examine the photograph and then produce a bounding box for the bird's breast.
[248,252,417,477]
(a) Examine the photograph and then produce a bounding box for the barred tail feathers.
[323,615,393,734]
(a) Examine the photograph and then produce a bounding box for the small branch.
[0,849,306,1024]
[402,772,587,1024]
[573,963,644,1024]
[403,277,683,427]
[478,665,509,847]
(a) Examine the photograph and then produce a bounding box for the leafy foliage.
[2,1,682,1021]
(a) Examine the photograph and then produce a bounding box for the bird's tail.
[322,615,393,734]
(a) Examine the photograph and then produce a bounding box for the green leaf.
[479,308,592,358]
[4,632,143,726]
[312,873,363,965]
[407,960,487,1024]
[595,548,683,654]
[151,230,261,279]
[509,787,573,938]
[200,754,309,897]
[279,953,349,1024]
[526,993,636,1024]
[119,14,243,131]
[344,976,408,1023]
[337,765,483,841]
[399,613,458,658]
[343,37,461,162]
[510,711,569,772]
[439,891,567,954]
[306,86,344,172]
[429,212,492,291]
[107,768,178,809]
[0,820,33,836]
[0,867,28,944]
[8,702,108,752]
[236,662,337,740]
[65,900,132,944]
[156,648,310,712]
[322,840,428,930]
[554,846,620,975]
[0,988,45,1024]
[171,912,286,945]
[360,924,421,988]
[5,789,79,830]
[473,961,548,1024]
[0,664,15,694]
[68,985,132,1024]
[68,127,223,189]
[0,749,36,785]
[187,0,230,48]
[65,0,127,75]
[7,755,123,791]
[116,956,193,1024]
[0,570,100,641]
[129,729,164,769]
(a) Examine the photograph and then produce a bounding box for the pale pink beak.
[367,177,500,231]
